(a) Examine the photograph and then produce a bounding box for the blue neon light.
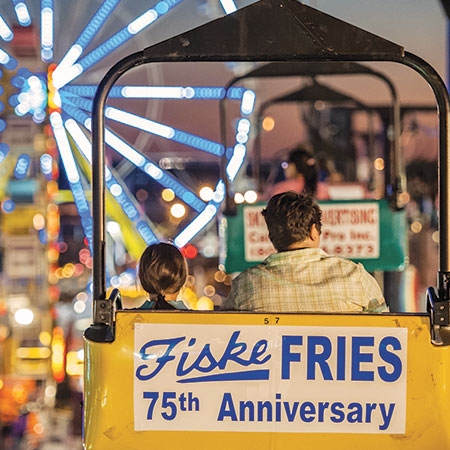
[174,181,225,247]
[0,15,14,41]
[14,154,31,179]
[0,48,18,70]
[10,78,23,89]
[41,0,54,62]
[136,221,159,245]
[59,93,225,157]
[60,85,246,100]
[60,103,207,213]
[11,68,34,89]
[57,65,256,247]
[40,153,53,179]
[70,0,120,52]
[171,129,224,156]
[12,1,32,26]
[219,0,237,14]
[241,89,256,115]
[59,92,91,111]
[18,67,34,78]
[0,118,6,132]
[227,87,246,99]
[54,0,120,79]
[106,177,158,244]
[50,113,93,249]
[58,102,86,124]
[70,181,93,249]
[38,228,47,244]
[54,0,184,87]
[13,74,47,122]
[2,199,15,213]
[64,117,159,245]
[0,143,9,164]
[106,174,158,243]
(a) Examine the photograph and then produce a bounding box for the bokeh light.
[374,158,385,171]
[14,308,34,325]
[170,203,186,218]
[161,188,175,202]
[199,186,214,201]
[234,192,244,204]
[262,116,275,131]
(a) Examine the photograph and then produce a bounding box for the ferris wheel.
[0,0,255,270]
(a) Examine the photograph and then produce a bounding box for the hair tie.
[154,292,177,310]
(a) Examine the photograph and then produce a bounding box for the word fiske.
[135,331,402,384]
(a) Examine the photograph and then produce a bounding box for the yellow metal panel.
[84,313,450,449]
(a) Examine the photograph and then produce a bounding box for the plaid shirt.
[223,248,387,313]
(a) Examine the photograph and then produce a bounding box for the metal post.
[399,52,450,298]
[219,79,240,215]
[91,51,145,324]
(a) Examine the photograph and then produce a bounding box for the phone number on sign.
[322,244,376,257]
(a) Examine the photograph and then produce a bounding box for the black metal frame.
[219,61,403,213]
[250,80,369,193]
[85,0,450,344]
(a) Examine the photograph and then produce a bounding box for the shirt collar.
[265,247,328,264]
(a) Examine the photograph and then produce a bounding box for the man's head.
[262,192,322,251]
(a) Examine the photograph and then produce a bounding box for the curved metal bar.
[219,82,234,215]
[398,52,450,293]
[252,85,367,193]
[220,65,404,209]
[91,50,145,322]
[364,68,403,207]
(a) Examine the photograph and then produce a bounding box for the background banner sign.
[134,324,407,434]
[243,202,380,261]
[320,202,380,259]
[222,199,406,273]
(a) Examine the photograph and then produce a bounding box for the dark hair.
[288,147,318,195]
[138,243,187,298]
[262,192,322,251]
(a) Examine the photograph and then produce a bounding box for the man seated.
[223,192,388,313]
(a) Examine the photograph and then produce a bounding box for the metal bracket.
[94,298,113,325]
[427,286,450,345]
[84,289,122,343]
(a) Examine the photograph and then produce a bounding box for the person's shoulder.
[169,300,189,310]
[126,299,155,310]
[264,179,304,199]
[231,263,266,282]
[319,251,362,268]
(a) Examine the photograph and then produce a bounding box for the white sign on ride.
[243,202,380,261]
[134,324,407,434]
[320,203,380,259]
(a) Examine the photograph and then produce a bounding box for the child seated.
[132,242,188,310]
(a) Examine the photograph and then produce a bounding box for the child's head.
[138,243,187,298]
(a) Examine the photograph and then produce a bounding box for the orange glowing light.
[52,327,65,383]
